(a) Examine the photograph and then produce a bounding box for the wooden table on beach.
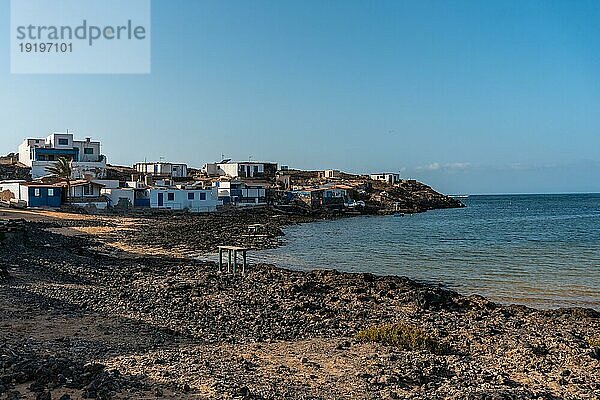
[217,245,249,275]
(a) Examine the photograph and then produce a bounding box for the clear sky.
[1,0,599,194]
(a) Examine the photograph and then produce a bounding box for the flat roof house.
[370,173,400,185]
[204,160,278,179]
[134,162,188,178]
[213,179,269,206]
[62,180,108,209]
[18,132,107,180]
[149,187,222,213]
[0,180,63,208]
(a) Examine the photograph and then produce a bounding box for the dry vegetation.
[355,323,446,354]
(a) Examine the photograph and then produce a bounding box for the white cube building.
[18,132,107,180]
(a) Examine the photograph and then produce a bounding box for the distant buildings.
[370,173,400,185]
[134,161,188,178]
[18,132,107,180]
[5,131,407,213]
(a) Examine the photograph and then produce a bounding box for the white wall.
[134,162,188,178]
[46,133,73,148]
[217,163,265,178]
[31,160,107,180]
[101,188,135,207]
[149,188,221,213]
[73,140,101,162]
[18,138,44,167]
[0,182,25,201]
[70,184,102,198]
[202,163,220,176]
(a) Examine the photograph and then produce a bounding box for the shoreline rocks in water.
[0,211,599,399]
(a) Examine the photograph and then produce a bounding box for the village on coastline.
[1,133,599,400]
[0,131,462,214]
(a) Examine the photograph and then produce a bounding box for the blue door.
[158,192,163,207]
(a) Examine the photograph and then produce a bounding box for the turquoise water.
[255,194,600,309]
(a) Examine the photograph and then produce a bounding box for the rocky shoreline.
[1,210,599,399]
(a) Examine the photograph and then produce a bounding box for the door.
[158,192,163,207]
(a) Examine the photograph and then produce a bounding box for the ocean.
[254,194,600,309]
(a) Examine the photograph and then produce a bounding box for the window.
[58,138,69,145]
[48,189,54,197]
[199,192,206,200]
[83,184,92,196]
[168,192,175,201]
[84,148,94,154]
[188,192,195,200]
[34,188,40,197]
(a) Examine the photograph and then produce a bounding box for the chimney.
[85,137,91,142]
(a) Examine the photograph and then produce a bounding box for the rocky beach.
[1,209,599,399]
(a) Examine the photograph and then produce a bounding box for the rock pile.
[0,351,145,400]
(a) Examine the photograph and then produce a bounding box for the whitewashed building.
[213,180,268,206]
[324,169,342,179]
[134,162,188,178]
[18,133,107,180]
[203,160,278,179]
[148,187,221,213]
[369,173,401,185]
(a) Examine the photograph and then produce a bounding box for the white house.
[203,160,278,179]
[370,173,401,185]
[65,180,108,209]
[134,162,188,178]
[0,180,63,208]
[213,179,268,206]
[324,169,342,179]
[149,187,221,213]
[18,132,107,180]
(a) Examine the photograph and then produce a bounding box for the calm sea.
[253,194,600,310]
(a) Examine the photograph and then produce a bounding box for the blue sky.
[1,0,599,194]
